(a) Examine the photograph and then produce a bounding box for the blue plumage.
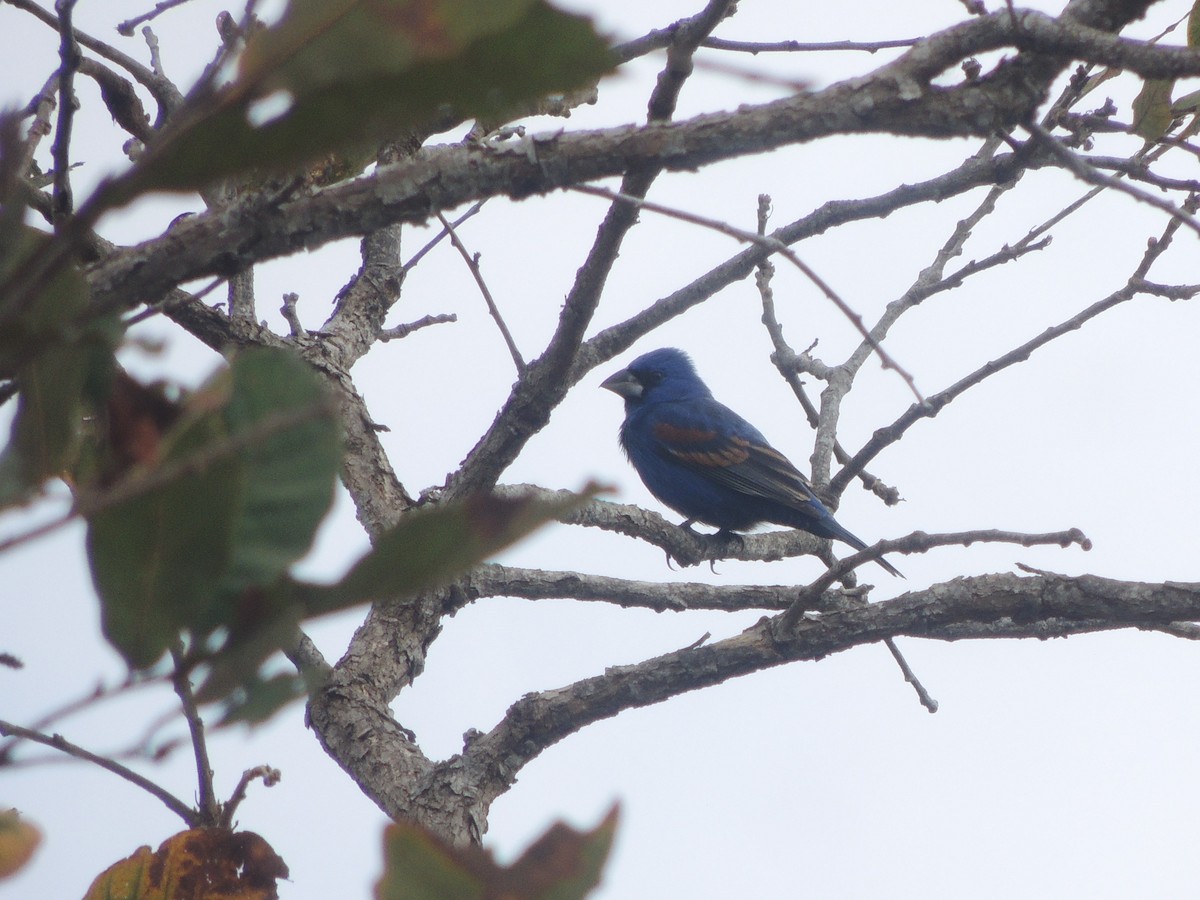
[601,347,901,577]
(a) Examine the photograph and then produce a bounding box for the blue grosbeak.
[602,347,902,577]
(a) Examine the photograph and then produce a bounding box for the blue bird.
[601,347,902,577]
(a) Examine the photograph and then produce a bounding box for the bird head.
[601,348,712,405]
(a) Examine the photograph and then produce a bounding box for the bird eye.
[641,370,664,387]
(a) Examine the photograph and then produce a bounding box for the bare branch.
[87,58,1058,316]
[228,268,256,327]
[0,718,198,826]
[445,0,736,502]
[461,572,1200,813]
[570,183,925,403]
[1025,122,1200,239]
[702,36,921,53]
[777,528,1094,632]
[170,644,218,827]
[379,313,457,342]
[50,0,80,224]
[831,210,1193,494]
[464,563,865,613]
[885,639,939,713]
[402,201,484,273]
[117,0,198,36]
[3,0,182,116]
[219,765,281,830]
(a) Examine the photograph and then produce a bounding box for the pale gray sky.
[4,1,1200,898]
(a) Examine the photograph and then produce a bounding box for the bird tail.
[831,523,904,579]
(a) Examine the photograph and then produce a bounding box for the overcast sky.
[5,1,1200,898]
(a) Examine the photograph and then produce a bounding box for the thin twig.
[777,527,1093,633]
[121,276,225,328]
[18,73,57,180]
[379,312,457,342]
[832,208,1192,494]
[171,643,218,826]
[4,0,181,115]
[753,198,937,713]
[51,0,80,225]
[569,183,925,404]
[434,210,525,374]
[0,672,162,763]
[0,718,198,826]
[1025,121,1200,239]
[141,25,166,80]
[117,0,197,36]
[189,0,263,101]
[401,201,485,273]
[688,56,812,94]
[701,36,921,54]
[884,638,939,713]
[446,0,735,502]
[754,196,899,504]
[219,765,281,829]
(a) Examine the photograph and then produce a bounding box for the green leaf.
[375,806,618,900]
[1131,78,1175,142]
[85,348,338,669]
[0,227,115,505]
[1189,0,1200,48]
[117,0,613,196]
[300,486,597,616]
[87,411,244,668]
[219,348,340,594]
[237,0,534,95]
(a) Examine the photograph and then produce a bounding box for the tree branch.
[831,208,1193,494]
[0,718,198,826]
[444,0,735,502]
[460,571,1200,811]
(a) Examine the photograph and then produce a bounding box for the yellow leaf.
[0,809,41,879]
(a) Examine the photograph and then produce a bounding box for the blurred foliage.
[376,807,618,900]
[1129,0,1200,142]
[1,1,617,893]
[0,228,118,506]
[0,0,610,716]
[116,0,613,198]
[0,809,41,880]
[85,348,339,670]
[1131,77,1175,141]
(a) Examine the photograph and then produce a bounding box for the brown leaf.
[102,369,182,482]
[83,828,289,900]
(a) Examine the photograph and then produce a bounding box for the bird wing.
[650,410,821,507]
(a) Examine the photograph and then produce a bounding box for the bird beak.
[600,368,642,400]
